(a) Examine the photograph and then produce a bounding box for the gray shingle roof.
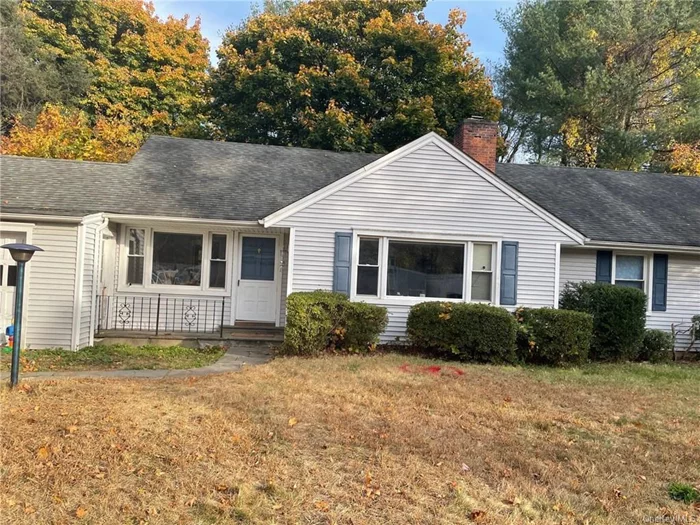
[0,136,382,221]
[495,163,700,247]
[1,135,699,247]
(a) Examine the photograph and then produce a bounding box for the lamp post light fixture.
[1,243,43,387]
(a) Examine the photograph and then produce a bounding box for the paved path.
[0,342,273,381]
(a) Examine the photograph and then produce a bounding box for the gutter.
[583,240,700,255]
[104,213,259,227]
[0,212,84,224]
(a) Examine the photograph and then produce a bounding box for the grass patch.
[1,354,699,524]
[668,482,700,504]
[0,344,226,372]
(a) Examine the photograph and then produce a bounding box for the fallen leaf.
[315,500,330,512]
[75,506,87,519]
[469,509,487,521]
[37,446,50,460]
[288,417,298,427]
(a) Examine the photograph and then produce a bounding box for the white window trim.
[118,224,234,296]
[350,231,499,306]
[611,251,653,312]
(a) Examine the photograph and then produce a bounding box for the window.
[209,234,227,288]
[387,240,464,298]
[471,244,493,301]
[614,255,645,290]
[127,228,145,285]
[356,238,380,295]
[151,232,203,286]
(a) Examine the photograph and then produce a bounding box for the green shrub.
[639,329,673,363]
[668,482,700,504]
[406,302,518,364]
[516,308,593,366]
[282,291,387,356]
[560,282,647,361]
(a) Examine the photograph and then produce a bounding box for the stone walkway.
[0,342,273,381]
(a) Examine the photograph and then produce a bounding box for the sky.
[152,0,517,71]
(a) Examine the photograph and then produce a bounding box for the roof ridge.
[143,134,384,157]
[0,154,127,167]
[497,162,698,179]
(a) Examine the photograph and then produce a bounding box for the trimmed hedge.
[516,308,593,366]
[640,329,673,363]
[407,302,518,364]
[282,291,387,356]
[560,282,647,361]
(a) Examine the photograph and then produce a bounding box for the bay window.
[122,226,230,292]
[354,236,496,303]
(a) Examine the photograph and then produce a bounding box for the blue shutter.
[500,241,518,305]
[333,232,352,295]
[652,253,668,312]
[596,251,613,283]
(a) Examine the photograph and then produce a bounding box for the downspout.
[88,217,110,347]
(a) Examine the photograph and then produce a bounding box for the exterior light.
[1,243,43,387]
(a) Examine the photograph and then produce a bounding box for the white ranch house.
[1,119,698,351]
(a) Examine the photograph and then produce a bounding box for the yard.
[1,354,698,524]
[0,344,226,372]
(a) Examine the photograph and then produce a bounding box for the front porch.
[92,218,291,347]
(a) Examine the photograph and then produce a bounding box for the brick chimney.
[453,117,498,172]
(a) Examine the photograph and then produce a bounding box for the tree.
[497,0,700,173]
[0,104,143,162]
[15,0,211,138]
[0,0,91,134]
[211,0,500,152]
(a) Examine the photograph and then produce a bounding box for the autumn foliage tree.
[1,0,210,161]
[211,0,500,152]
[1,104,142,162]
[497,0,700,174]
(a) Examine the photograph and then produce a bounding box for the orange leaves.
[670,141,700,176]
[75,506,88,519]
[36,445,50,461]
[0,104,143,162]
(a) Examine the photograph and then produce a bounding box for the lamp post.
[1,243,43,387]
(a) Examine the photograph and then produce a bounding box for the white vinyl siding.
[78,221,99,347]
[277,141,573,341]
[24,223,79,349]
[560,248,700,351]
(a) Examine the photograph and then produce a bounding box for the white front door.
[0,232,26,339]
[236,236,278,323]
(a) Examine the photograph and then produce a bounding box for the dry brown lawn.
[1,354,699,524]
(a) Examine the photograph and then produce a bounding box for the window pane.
[471,272,492,301]
[472,244,492,271]
[359,238,379,265]
[152,232,202,286]
[7,265,17,287]
[356,266,379,295]
[387,241,464,298]
[128,228,145,256]
[241,237,275,281]
[616,255,644,280]
[616,280,644,290]
[127,257,144,285]
[211,234,227,260]
[209,260,226,288]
